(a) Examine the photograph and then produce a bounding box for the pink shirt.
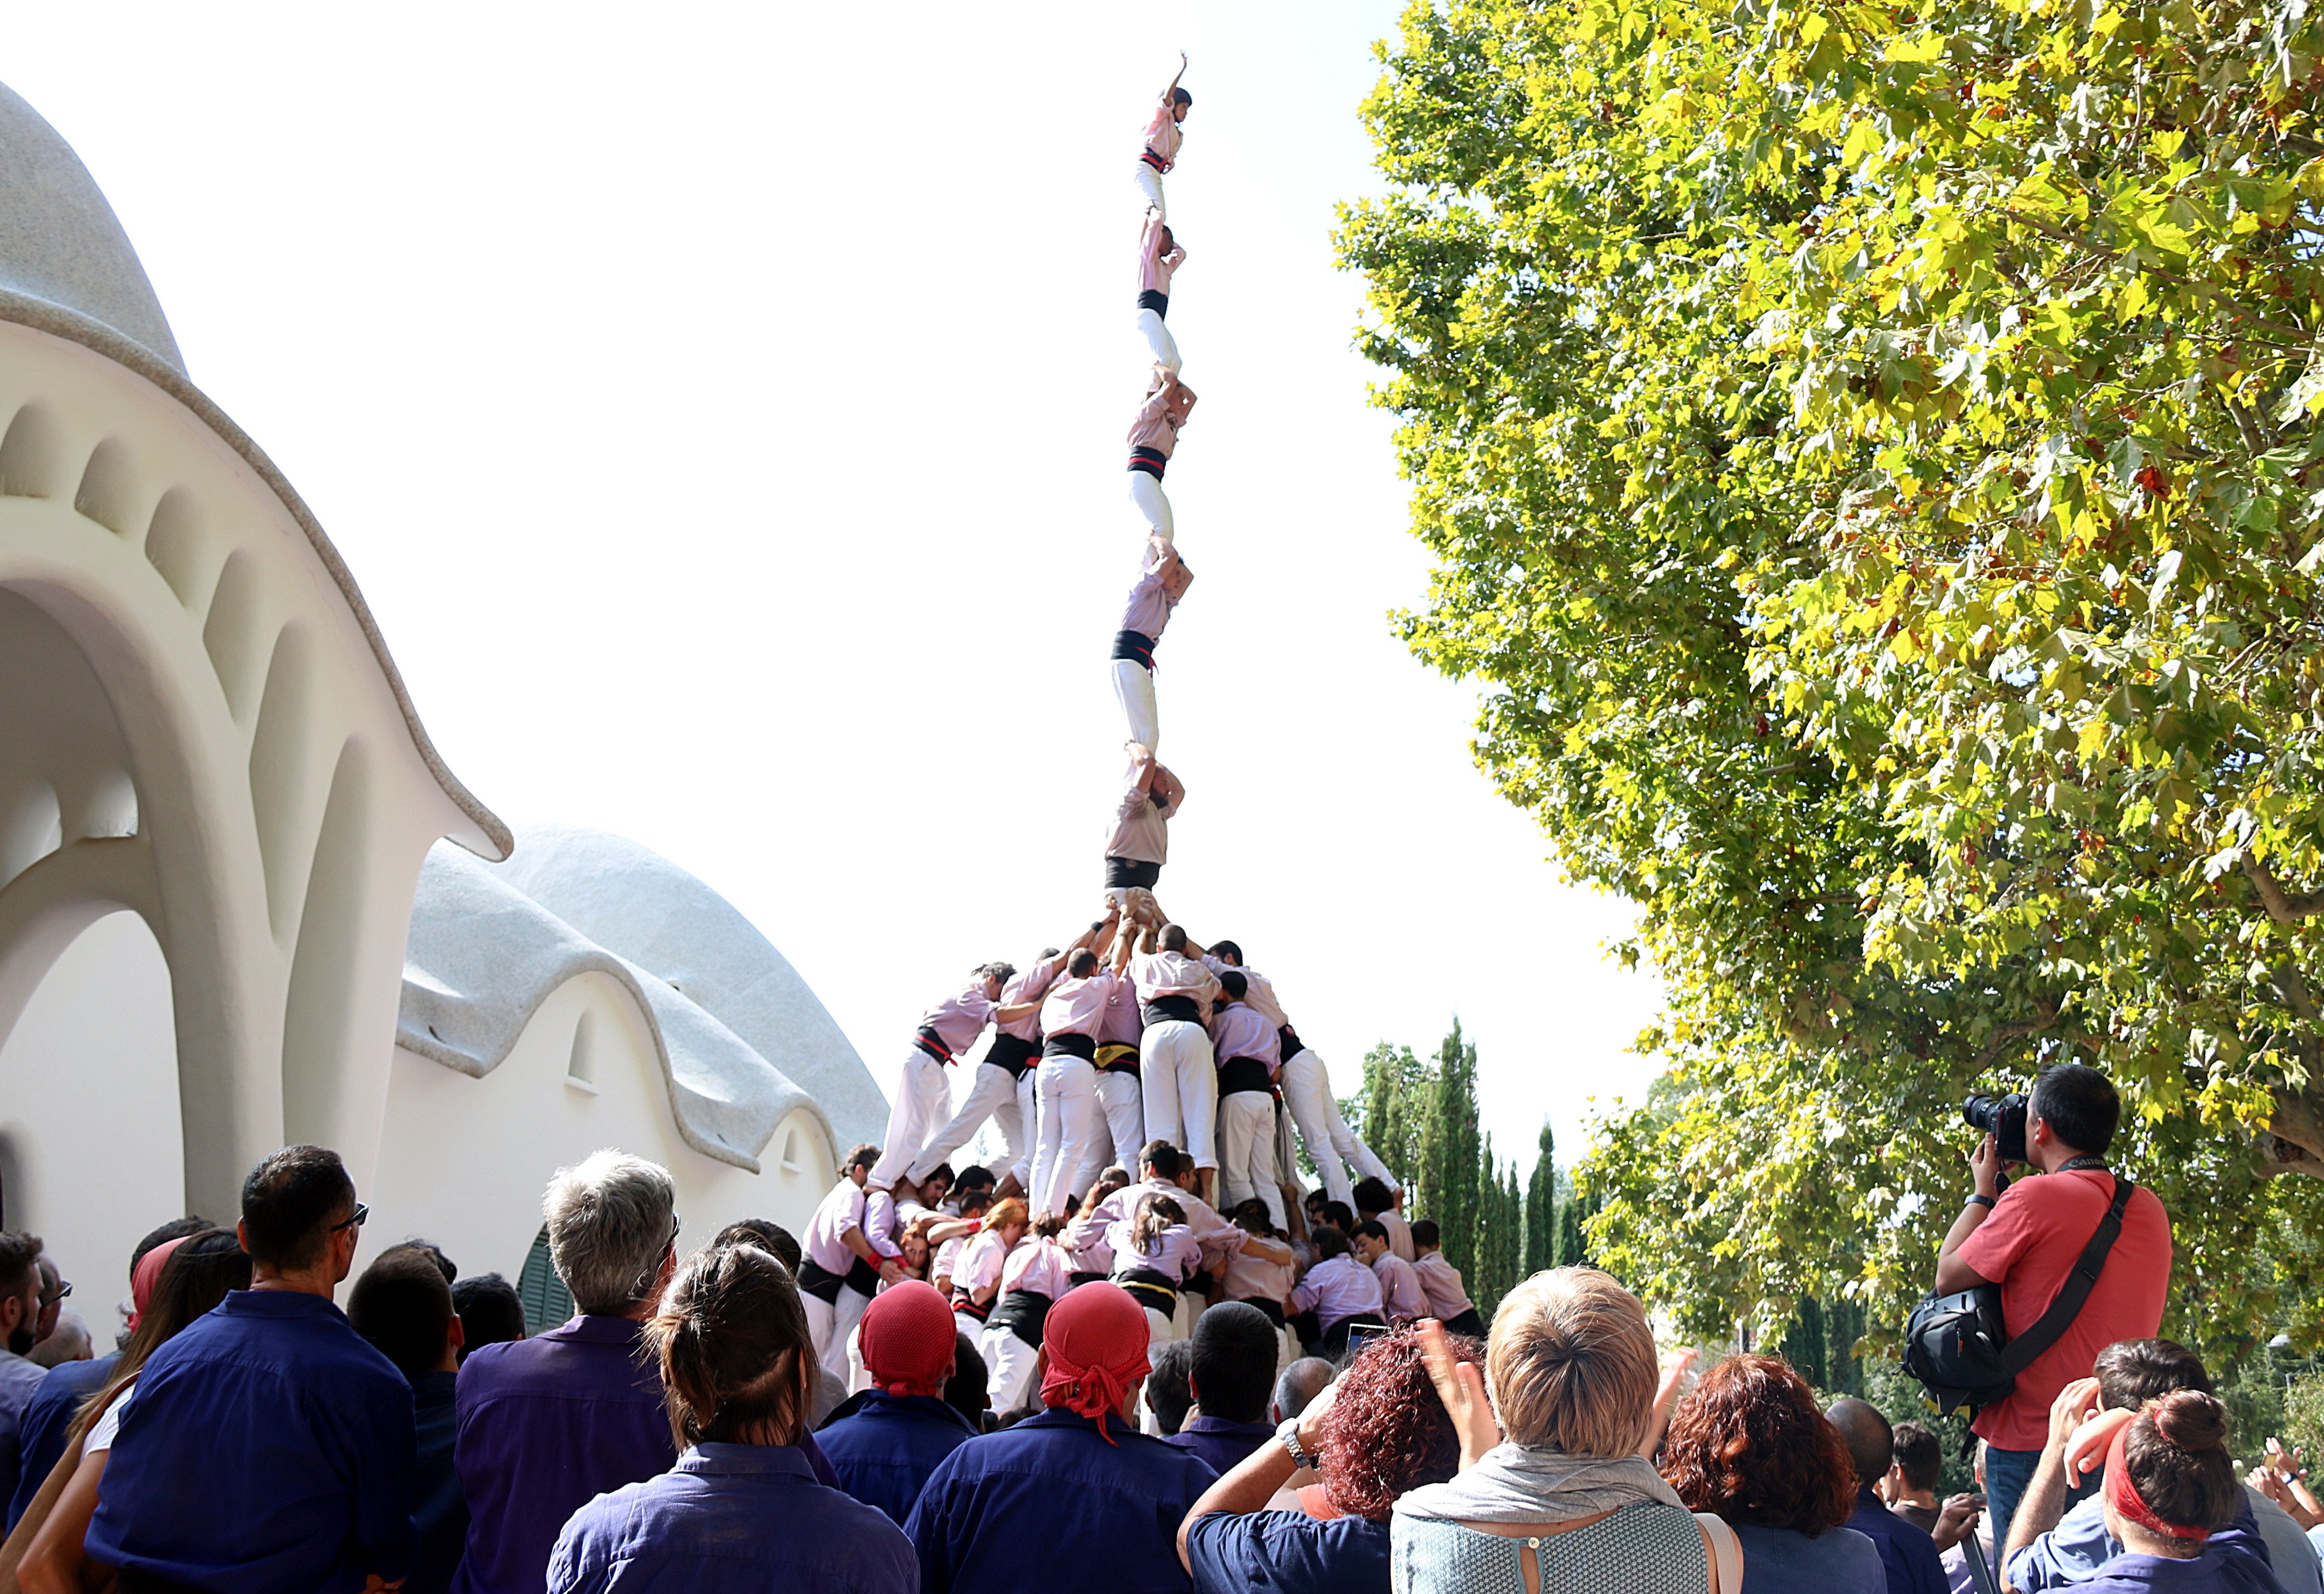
[1042,969,1127,1039]
[1222,1233,1295,1305]
[1107,771,1181,866]
[1137,210,1186,296]
[954,1230,1011,1300]
[1378,1210,1417,1264]
[1201,957,1289,1028]
[999,1237,1074,1300]
[1119,541,1181,641]
[1291,1254,1385,1328]
[862,1188,903,1259]
[932,1234,968,1287]
[1413,1251,1474,1319]
[920,983,999,1057]
[1126,373,1197,458]
[1098,982,1144,1047]
[1141,96,1183,171]
[1129,949,1216,1005]
[1208,1002,1280,1071]
[1371,1251,1426,1320]
[1080,1177,1242,1264]
[1106,1219,1202,1285]
[996,955,1065,1044]
[804,1179,869,1276]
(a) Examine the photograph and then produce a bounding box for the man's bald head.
[1272,1357,1336,1425]
[1826,1397,1893,1488]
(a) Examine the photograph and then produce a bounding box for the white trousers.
[1140,1020,1217,1169]
[980,1324,1042,1414]
[803,1284,871,1387]
[872,1048,952,1187]
[1135,307,1181,373]
[845,1322,870,1393]
[1129,471,1174,542]
[1135,163,1165,217]
[1085,1069,1147,1191]
[908,1061,1031,1185]
[1031,1055,1102,1217]
[1279,1047,1393,1209]
[1217,1092,1284,1228]
[1112,659,1159,752]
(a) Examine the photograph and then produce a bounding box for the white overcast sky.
[10,2,1664,1173]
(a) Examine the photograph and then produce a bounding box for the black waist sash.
[1068,1270,1108,1288]
[1118,1268,1180,1317]
[989,1288,1055,1348]
[1105,856,1163,889]
[952,1289,992,1324]
[1043,1031,1098,1061]
[1141,994,1202,1028]
[1111,629,1157,669]
[1278,1025,1306,1061]
[986,1033,1040,1079]
[1218,1056,1273,1097]
[843,1256,880,1298]
[914,1025,954,1064]
[796,1258,846,1305]
[1236,1295,1287,1330]
[1141,146,1168,171]
[1129,446,1169,478]
[1137,288,1169,315]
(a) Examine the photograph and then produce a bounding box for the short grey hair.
[543,1149,676,1315]
[1273,1356,1335,1424]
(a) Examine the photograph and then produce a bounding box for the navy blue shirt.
[549,1441,917,1594]
[816,1389,980,1525]
[2008,1492,2280,1591]
[1184,1507,1392,1594]
[1852,1485,1950,1594]
[85,1289,417,1594]
[1164,1415,1276,1476]
[4,1352,115,1529]
[409,1369,466,1594]
[1732,1521,1887,1594]
[908,1407,1217,1594]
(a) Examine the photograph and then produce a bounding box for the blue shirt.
[549,1441,917,1594]
[815,1389,980,1525]
[1165,1415,1276,1476]
[1853,1485,1950,1594]
[1732,1521,1888,1594]
[1184,1507,1390,1594]
[906,1407,1218,1594]
[4,1352,115,1529]
[2076,1549,2295,1593]
[85,1289,417,1594]
[409,1369,466,1594]
[2007,1491,2279,1592]
[453,1314,675,1594]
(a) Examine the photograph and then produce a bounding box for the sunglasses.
[330,1202,371,1233]
[39,1278,71,1307]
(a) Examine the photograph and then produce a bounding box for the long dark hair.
[69,1228,250,1448]
[646,1243,811,1449]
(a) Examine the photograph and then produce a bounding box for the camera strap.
[1997,1174,2136,1379]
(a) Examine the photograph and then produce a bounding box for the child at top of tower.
[1136,58,1192,215]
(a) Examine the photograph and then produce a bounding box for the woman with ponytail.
[2074,1391,2286,1593]
[546,1244,913,1594]
[1107,1193,1206,1354]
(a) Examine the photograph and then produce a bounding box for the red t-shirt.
[1956,1168,2172,1450]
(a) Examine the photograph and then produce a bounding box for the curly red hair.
[1318,1327,1484,1521]
[1659,1354,1857,1534]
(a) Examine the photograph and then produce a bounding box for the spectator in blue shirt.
[349,1244,468,1594]
[453,1150,681,1594]
[548,1238,915,1594]
[81,1146,417,1594]
[1165,1302,1278,1474]
[0,1230,48,1512]
[1831,1396,1950,1594]
[908,1280,1217,1594]
[448,1271,524,1365]
[817,1279,980,1524]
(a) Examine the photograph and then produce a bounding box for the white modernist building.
[0,81,880,1306]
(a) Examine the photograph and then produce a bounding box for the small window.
[515,1225,574,1334]
[565,1009,599,1093]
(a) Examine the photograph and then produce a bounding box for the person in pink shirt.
[869,967,1044,1190]
[1104,744,1184,913]
[1352,1221,1426,1323]
[978,1212,1073,1414]
[949,1197,1027,1334]
[1029,926,1138,1218]
[1135,59,1192,215]
[1127,923,1221,1203]
[1408,1218,1485,1337]
[1219,1210,1299,1373]
[1112,537,1192,753]
[1126,364,1197,543]
[1087,967,1149,1194]
[1106,1194,1214,1352]
[1208,972,1285,1230]
[1135,209,1190,373]
[800,1144,910,1384]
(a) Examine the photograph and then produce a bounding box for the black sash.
[1218,1056,1272,1096]
[1043,1031,1097,1061]
[1236,1295,1287,1330]
[1112,629,1157,669]
[843,1256,880,1298]
[1129,446,1169,478]
[1278,1026,1306,1061]
[1136,288,1170,316]
[914,1025,954,1064]
[952,1290,992,1324]
[989,1288,1055,1349]
[796,1258,846,1305]
[1118,1269,1180,1317]
[1141,994,1201,1027]
[986,1033,1040,1079]
[1068,1270,1109,1288]
[1104,856,1162,889]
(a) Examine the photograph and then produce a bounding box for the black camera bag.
[1901,1175,2135,1417]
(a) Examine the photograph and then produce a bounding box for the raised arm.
[1165,51,1187,102]
[1151,762,1186,815]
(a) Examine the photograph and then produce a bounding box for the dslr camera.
[1962,1091,2028,1164]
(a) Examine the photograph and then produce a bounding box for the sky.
[7,3,1667,1175]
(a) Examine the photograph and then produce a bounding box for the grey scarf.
[1393,1443,1686,1525]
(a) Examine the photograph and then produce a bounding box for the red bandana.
[2104,1422,2211,1542]
[856,1281,958,1399]
[1037,1282,1150,1445]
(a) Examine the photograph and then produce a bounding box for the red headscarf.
[125,1235,190,1333]
[857,1281,958,1399]
[1037,1281,1150,1444]
[2104,1420,2211,1542]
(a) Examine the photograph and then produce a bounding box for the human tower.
[859,56,1395,1265]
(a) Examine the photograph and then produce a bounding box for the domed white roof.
[0,81,183,374]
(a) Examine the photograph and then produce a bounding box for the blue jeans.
[1983,1445,2041,1576]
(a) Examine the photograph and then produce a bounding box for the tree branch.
[2242,855,2324,924]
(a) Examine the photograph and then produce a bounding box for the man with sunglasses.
[85,1144,418,1594]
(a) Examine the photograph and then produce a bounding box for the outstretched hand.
[1417,1318,1499,1471]
[1636,1348,1699,1459]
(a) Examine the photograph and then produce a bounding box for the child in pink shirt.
[1136,209,1189,373]
[1136,61,1192,215]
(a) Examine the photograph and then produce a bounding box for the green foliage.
[1422,1022,1486,1278]
[1343,0,2324,1360]
[1359,1042,1430,1198]
[1526,1122,1558,1274]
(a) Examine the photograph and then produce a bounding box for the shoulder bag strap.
[1998,1176,2136,1377]
[1693,1511,1744,1594]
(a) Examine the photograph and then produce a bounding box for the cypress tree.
[1524,1121,1555,1277]
[1420,1021,1483,1281]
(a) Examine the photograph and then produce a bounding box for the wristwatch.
[1277,1416,1319,1471]
[1965,1193,1995,1210]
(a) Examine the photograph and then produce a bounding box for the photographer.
[1932,1065,2172,1566]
